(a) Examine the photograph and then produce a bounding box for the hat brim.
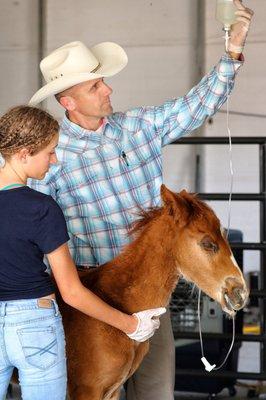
[29,42,128,106]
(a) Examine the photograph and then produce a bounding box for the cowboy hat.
[29,41,128,106]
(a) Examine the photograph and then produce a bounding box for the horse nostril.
[233,287,242,300]
[223,277,248,311]
[232,287,245,309]
[223,289,244,311]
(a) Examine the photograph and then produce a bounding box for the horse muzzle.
[221,277,249,315]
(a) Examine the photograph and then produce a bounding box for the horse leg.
[108,389,120,400]
[68,385,120,400]
[128,341,149,377]
[68,384,103,400]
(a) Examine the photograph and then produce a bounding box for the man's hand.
[229,0,254,54]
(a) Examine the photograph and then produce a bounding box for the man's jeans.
[0,298,67,400]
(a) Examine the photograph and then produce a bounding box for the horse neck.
[111,215,180,312]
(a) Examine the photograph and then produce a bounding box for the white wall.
[0,0,40,113]
[43,0,199,113]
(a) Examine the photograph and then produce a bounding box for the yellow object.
[243,325,260,335]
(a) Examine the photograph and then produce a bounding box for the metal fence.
[171,136,266,381]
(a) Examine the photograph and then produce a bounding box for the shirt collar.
[61,113,120,143]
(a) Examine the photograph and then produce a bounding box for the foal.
[60,185,248,400]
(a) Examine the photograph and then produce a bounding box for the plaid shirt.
[30,55,243,267]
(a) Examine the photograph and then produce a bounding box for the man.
[29,1,253,399]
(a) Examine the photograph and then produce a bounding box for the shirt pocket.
[126,129,162,184]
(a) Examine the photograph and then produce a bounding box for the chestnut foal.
[59,185,248,400]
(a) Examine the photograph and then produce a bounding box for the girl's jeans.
[0,298,67,400]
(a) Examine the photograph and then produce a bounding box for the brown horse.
[59,185,248,400]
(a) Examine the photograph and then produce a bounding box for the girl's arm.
[47,243,137,334]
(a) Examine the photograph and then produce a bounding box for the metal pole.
[38,0,45,107]
[193,0,205,192]
[259,142,266,374]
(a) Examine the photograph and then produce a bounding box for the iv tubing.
[226,51,234,239]
[198,34,236,372]
[198,288,236,370]
[224,28,230,53]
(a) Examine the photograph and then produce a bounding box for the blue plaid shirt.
[30,55,243,267]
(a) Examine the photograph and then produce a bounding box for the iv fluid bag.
[216,0,237,29]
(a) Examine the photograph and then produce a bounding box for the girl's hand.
[126,307,166,342]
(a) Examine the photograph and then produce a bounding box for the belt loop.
[51,299,59,317]
[0,302,7,317]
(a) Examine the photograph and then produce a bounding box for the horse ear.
[160,185,188,222]
[180,189,188,196]
[161,184,176,208]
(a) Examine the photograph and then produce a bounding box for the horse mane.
[129,192,217,236]
[130,206,163,235]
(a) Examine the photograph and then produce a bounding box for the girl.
[0,106,165,400]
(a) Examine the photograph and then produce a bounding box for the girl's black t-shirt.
[0,186,70,300]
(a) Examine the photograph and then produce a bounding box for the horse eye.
[200,236,218,253]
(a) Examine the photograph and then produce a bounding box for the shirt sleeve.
[29,178,55,198]
[34,196,70,254]
[28,164,61,201]
[138,55,244,146]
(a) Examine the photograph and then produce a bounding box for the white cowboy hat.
[29,41,128,106]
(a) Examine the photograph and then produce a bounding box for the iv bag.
[216,0,237,29]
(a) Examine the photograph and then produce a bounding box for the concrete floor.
[175,387,256,399]
[6,384,264,400]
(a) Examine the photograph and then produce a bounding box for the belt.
[77,265,97,270]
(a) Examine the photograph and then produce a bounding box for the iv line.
[198,288,236,371]
[224,28,230,53]
[225,28,234,239]
[198,30,236,372]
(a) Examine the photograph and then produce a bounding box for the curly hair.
[0,106,59,158]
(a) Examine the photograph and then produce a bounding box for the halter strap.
[0,183,25,191]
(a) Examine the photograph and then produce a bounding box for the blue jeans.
[0,298,67,400]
